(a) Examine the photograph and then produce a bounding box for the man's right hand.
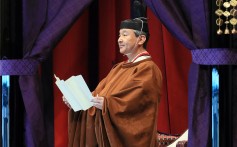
[62,96,72,109]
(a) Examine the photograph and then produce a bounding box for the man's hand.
[62,96,72,109]
[91,95,104,110]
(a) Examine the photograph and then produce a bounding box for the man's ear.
[138,35,146,45]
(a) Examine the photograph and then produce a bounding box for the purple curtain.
[144,0,237,146]
[20,0,93,146]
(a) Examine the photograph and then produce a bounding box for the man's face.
[118,29,138,55]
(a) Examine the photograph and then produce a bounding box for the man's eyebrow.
[120,30,129,33]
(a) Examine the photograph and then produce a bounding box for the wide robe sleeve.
[68,59,162,147]
[68,65,119,147]
[68,107,98,147]
[68,65,117,147]
[94,60,162,147]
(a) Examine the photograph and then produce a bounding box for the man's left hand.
[91,95,104,110]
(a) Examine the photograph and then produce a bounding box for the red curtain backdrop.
[53,1,191,147]
[147,9,191,134]
[98,0,131,79]
[53,10,90,147]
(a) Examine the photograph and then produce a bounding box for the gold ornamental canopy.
[215,0,237,35]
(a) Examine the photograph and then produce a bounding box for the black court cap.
[120,17,149,35]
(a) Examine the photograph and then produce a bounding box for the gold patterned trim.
[215,0,237,35]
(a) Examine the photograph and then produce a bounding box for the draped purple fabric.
[144,0,208,50]
[20,0,93,146]
[144,0,237,146]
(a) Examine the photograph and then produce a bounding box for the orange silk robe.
[68,58,162,147]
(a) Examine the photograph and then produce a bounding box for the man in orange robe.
[67,18,162,147]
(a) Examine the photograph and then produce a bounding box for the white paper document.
[167,129,188,147]
[54,74,93,111]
